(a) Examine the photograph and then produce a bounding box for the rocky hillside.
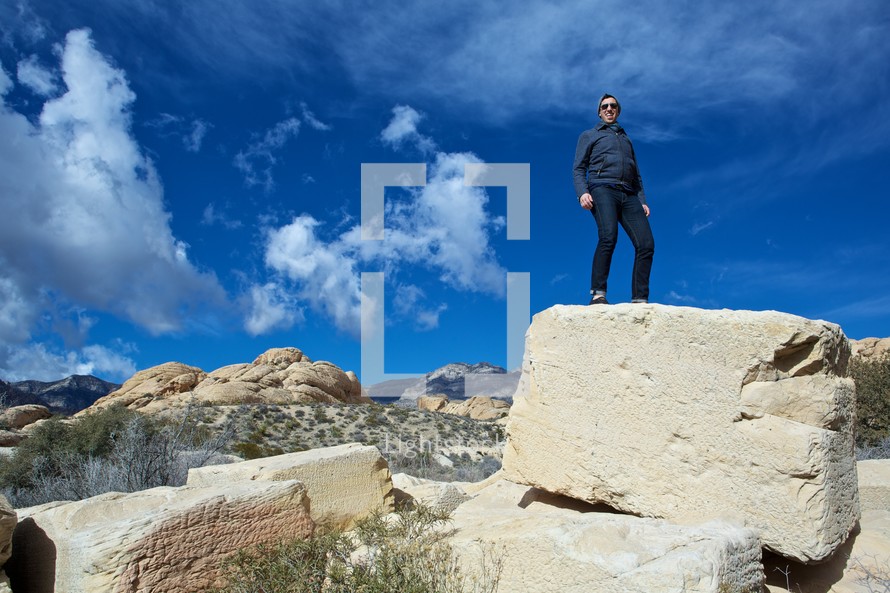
[0,375,119,414]
[368,362,520,402]
[83,347,368,415]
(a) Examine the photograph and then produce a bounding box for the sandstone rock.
[81,347,371,414]
[857,459,890,513]
[0,573,11,593]
[418,394,510,420]
[502,304,859,563]
[0,495,17,566]
[391,473,469,512]
[187,443,393,530]
[4,480,314,593]
[449,479,764,593]
[0,405,51,430]
[0,430,25,447]
[850,337,890,361]
[85,362,207,413]
[417,395,449,412]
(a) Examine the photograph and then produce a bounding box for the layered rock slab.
[187,443,393,530]
[5,481,314,593]
[502,304,859,562]
[449,479,763,593]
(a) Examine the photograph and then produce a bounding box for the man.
[573,93,654,305]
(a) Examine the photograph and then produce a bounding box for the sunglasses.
[600,102,618,111]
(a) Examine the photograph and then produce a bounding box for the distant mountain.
[365,362,521,402]
[2,375,120,415]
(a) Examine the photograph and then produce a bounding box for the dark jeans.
[590,186,655,300]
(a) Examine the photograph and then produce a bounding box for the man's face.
[599,99,619,124]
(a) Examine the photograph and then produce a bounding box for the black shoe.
[589,294,609,305]
[631,298,648,304]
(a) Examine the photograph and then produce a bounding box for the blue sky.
[1,0,889,384]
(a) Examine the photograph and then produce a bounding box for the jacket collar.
[595,120,624,132]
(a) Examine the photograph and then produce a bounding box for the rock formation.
[0,405,52,430]
[5,443,394,592]
[366,361,520,401]
[83,347,369,414]
[502,304,859,563]
[4,375,120,414]
[0,495,16,582]
[449,479,764,593]
[850,336,890,361]
[417,394,510,421]
[187,443,393,530]
[5,480,315,593]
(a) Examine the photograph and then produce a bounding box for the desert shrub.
[0,405,234,507]
[232,441,285,460]
[215,504,501,593]
[851,352,890,449]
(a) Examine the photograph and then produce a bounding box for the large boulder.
[850,337,890,361]
[81,347,370,414]
[503,304,859,563]
[187,443,393,530]
[0,495,16,566]
[418,395,510,421]
[449,479,764,593]
[0,405,52,430]
[4,480,314,593]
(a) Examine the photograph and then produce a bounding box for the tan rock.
[417,394,510,420]
[5,480,314,593]
[502,304,859,563]
[418,395,449,412]
[858,459,890,512]
[0,495,17,567]
[187,443,393,530]
[84,362,207,413]
[391,473,470,512]
[0,430,25,447]
[0,405,52,430]
[850,337,890,360]
[450,479,764,593]
[81,347,371,414]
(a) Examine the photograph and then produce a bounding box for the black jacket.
[573,121,647,205]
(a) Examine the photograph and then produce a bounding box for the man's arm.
[573,131,593,199]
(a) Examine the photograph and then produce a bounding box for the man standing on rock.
[573,93,655,305]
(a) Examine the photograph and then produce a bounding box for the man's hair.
[598,93,621,115]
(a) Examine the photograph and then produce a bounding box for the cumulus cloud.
[16,54,57,96]
[248,107,507,336]
[244,282,304,336]
[0,343,137,382]
[234,117,300,191]
[0,29,226,355]
[380,105,435,153]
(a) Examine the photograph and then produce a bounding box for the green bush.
[0,405,234,507]
[215,504,501,593]
[850,352,890,448]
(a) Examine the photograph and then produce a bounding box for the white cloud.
[393,284,447,331]
[250,110,507,335]
[0,343,137,382]
[184,118,210,151]
[380,105,435,153]
[201,202,243,229]
[234,116,300,190]
[300,102,330,131]
[244,282,303,336]
[16,54,57,96]
[0,29,226,353]
[690,221,715,236]
[0,65,12,95]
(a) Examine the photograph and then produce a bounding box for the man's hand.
[579,193,593,210]
[642,204,650,217]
